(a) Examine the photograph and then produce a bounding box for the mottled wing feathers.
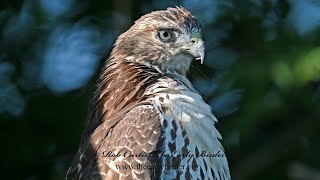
[68,105,163,180]
[66,60,163,179]
[93,105,162,180]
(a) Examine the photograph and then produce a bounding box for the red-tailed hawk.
[67,7,230,180]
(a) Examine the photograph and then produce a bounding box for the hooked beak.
[182,38,205,64]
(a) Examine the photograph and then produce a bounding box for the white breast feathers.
[145,75,230,180]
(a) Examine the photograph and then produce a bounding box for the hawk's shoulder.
[67,60,165,179]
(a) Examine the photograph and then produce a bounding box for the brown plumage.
[67,7,230,180]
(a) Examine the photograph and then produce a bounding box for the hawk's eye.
[158,29,172,41]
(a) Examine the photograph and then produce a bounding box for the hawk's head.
[111,7,205,75]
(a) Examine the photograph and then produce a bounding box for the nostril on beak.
[191,38,198,44]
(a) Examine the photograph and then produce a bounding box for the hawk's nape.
[67,7,231,180]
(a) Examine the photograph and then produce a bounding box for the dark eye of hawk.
[157,29,175,42]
